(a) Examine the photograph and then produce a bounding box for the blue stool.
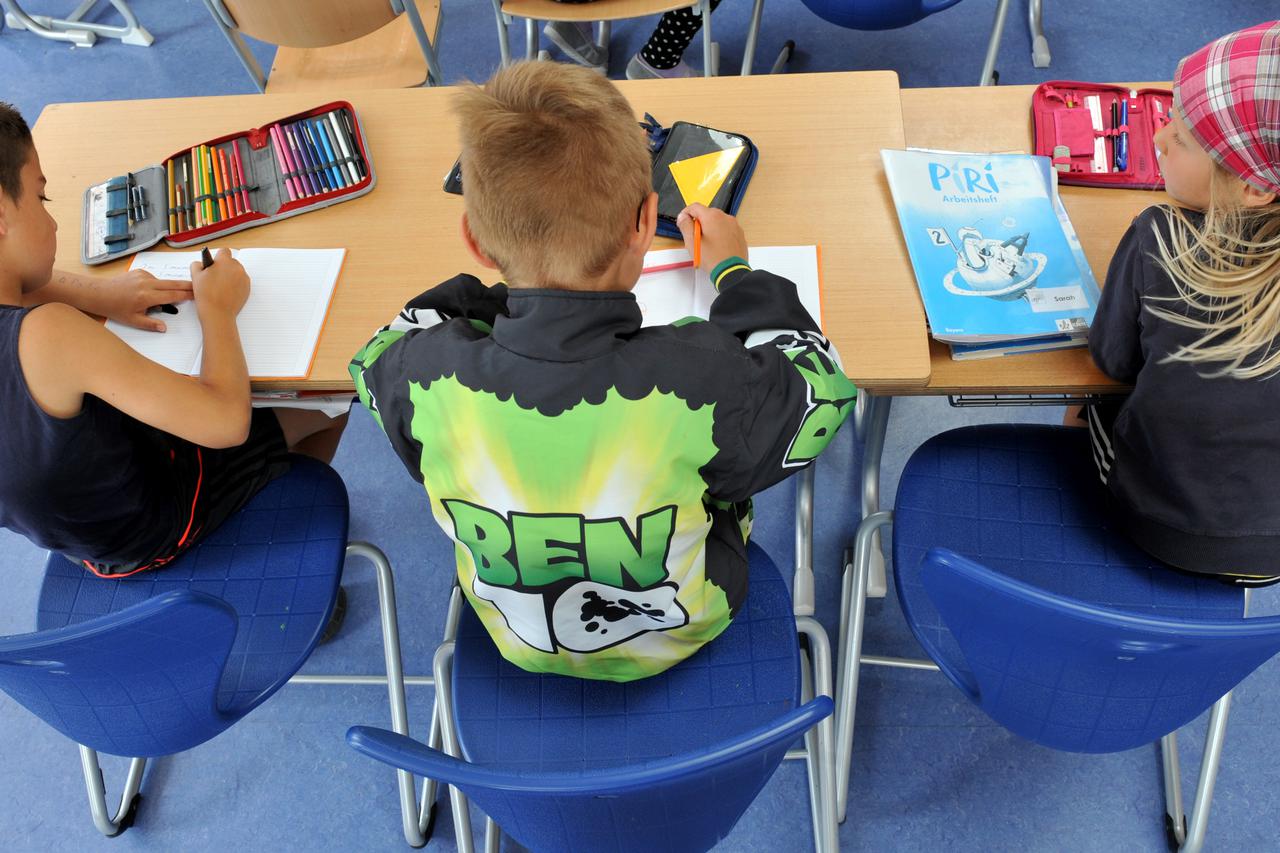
[836,425,1280,852]
[796,0,1012,84]
[0,457,426,841]
[349,543,838,852]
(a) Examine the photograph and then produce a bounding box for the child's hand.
[677,204,748,274]
[191,248,249,320]
[101,269,194,333]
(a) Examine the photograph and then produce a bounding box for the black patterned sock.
[640,0,722,70]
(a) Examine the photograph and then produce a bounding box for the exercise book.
[106,248,345,380]
[635,246,823,329]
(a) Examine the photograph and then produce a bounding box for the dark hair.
[0,102,33,202]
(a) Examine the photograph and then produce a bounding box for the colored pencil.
[200,145,213,224]
[205,145,219,223]
[693,219,702,268]
[287,124,320,196]
[299,122,332,193]
[233,139,252,213]
[220,148,239,217]
[212,145,229,221]
[327,112,360,185]
[268,125,299,202]
[294,124,322,196]
[314,119,347,189]
[166,159,176,234]
[278,123,307,198]
[189,149,200,228]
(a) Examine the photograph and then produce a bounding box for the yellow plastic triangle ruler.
[668,146,746,207]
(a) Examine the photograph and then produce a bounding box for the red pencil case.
[1031,81,1172,190]
[81,100,375,264]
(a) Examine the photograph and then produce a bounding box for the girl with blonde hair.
[1088,21,1280,584]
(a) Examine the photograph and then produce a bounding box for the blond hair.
[1148,165,1280,378]
[453,62,652,289]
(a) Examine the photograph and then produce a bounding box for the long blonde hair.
[1148,165,1280,378]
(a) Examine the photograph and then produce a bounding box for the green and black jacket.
[350,260,856,681]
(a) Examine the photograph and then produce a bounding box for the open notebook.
[634,245,824,328]
[106,248,345,379]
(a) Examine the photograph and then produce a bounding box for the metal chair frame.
[833,510,1244,853]
[76,541,446,847]
[0,0,152,47]
[201,0,444,93]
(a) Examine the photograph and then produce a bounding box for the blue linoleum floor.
[3,1,1280,851]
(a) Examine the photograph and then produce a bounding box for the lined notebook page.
[635,245,823,328]
[107,248,345,378]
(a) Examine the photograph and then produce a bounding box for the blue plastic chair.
[836,424,1280,852]
[795,0,1012,84]
[0,457,427,841]
[348,543,838,852]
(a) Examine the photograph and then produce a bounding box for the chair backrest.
[219,0,400,48]
[0,590,238,758]
[797,0,963,30]
[349,696,832,853]
[921,547,1280,753]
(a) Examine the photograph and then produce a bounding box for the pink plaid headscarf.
[1174,21,1280,195]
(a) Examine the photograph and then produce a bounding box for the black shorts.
[83,408,291,578]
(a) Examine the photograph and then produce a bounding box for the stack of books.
[882,148,1100,360]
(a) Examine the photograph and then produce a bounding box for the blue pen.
[298,122,332,193]
[313,119,347,189]
[1118,100,1129,172]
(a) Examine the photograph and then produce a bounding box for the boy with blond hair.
[351,62,855,681]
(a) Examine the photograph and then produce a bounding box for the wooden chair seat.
[500,0,693,22]
[264,0,440,93]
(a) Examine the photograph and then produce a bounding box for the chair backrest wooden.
[501,0,694,22]
[221,0,398,49]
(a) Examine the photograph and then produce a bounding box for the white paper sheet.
[106,248,345,378]
[633,245,823,328]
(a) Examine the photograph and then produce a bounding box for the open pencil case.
[1032,81,1172,190]
[81,100,376,265]
[642,115,758,239]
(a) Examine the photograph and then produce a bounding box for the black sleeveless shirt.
[0,304,180,563]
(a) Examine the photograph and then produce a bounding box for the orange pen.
[693,219,702,268]
[212,146,229,221]
[219,148,239,217]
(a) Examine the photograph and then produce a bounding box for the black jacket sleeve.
[1090,215,1151,383]
[702,266,858,501]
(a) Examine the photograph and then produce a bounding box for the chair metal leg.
[491,0,511,66]
[1028,0,1050,68]
[79,747,146,837]
[419,585,465,831]
[794,465,816,616]
[699,0,714,77]
[836,511,892,823]
[797,616,838,853]
[859,394,892,598]
[979,0,1011,85]
[741,0,765,75]
[402,0,446,86]
[434,641,476,853]
[525,17,538,61]
[1161,731,1187,848]
[201,0,267,93]
[2,0,152,47]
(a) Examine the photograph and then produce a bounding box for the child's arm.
[24,268,194,332]
[1089,216,1149,383]
[17,249,252,448]
[677,205,858,500]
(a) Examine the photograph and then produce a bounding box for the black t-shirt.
[0,305,181,563]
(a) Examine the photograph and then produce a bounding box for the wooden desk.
[34,71,928,391]
[897,83,1171,395]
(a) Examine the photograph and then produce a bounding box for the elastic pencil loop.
[195,192,217,203]
[105,181,128,192]
[106,207,129,218]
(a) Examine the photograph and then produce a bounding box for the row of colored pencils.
[166,139,254,234]
[267,109,368,204]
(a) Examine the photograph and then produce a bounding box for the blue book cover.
[881,149,1100,344]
